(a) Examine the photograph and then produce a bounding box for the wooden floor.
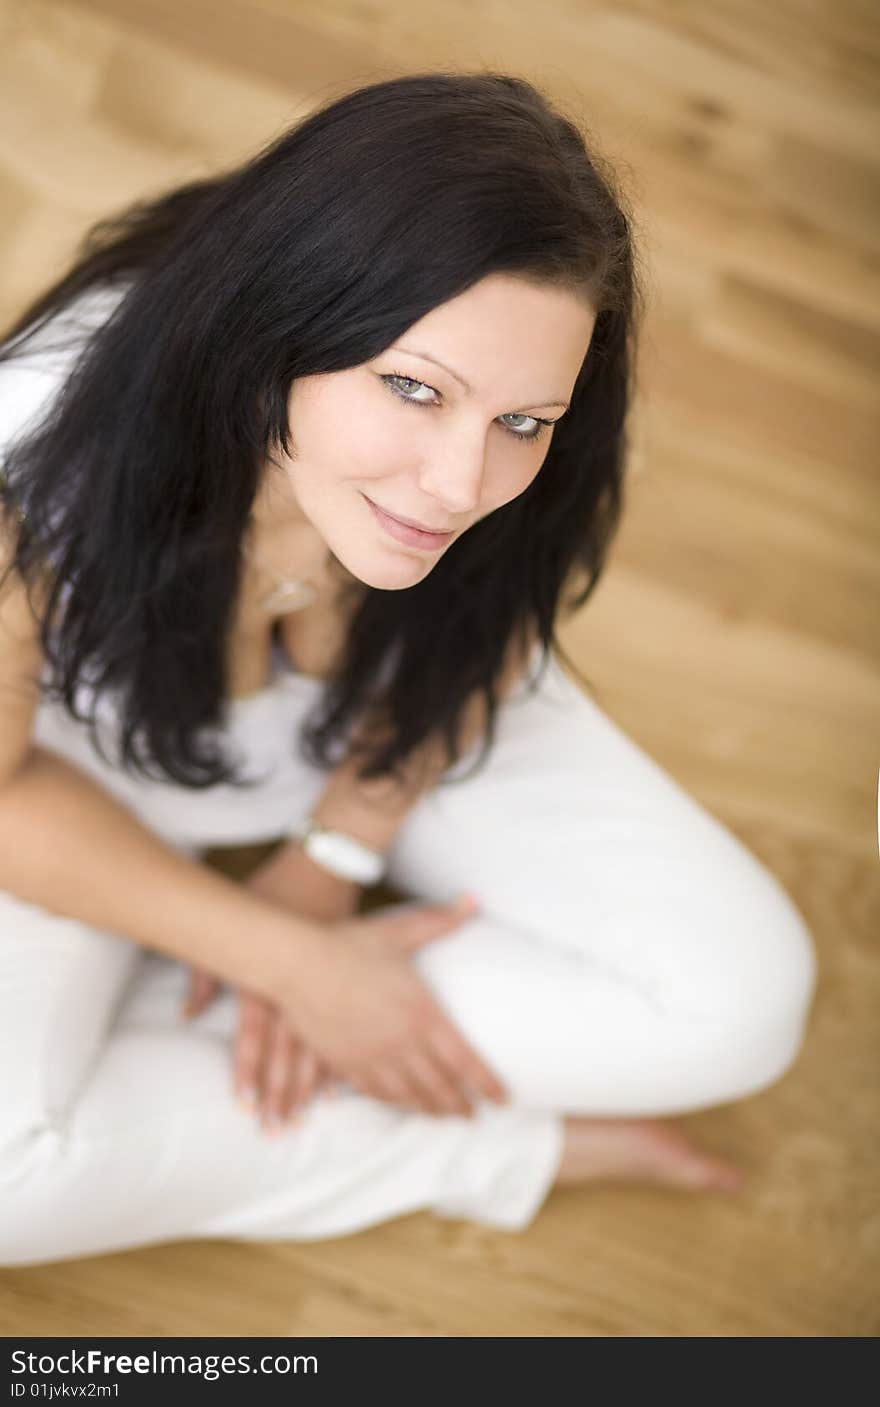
[0,0,877,1338]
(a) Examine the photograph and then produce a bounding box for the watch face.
[300,821,384,884]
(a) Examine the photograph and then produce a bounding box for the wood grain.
[0,0,876,1338]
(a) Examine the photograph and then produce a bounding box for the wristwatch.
[290,814,388,885]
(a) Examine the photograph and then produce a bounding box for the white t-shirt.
[1,281,331,846]
[0,281,132,472]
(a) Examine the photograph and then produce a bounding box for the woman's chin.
[332,541,437,590]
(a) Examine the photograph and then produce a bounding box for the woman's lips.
[362,494,454,550]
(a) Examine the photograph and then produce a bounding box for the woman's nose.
[417,446,487,515]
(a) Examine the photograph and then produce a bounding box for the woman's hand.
[182,845,509,1122]
[276,895,510,1118]
[228,983,336,1133]
[181,841,363,1133]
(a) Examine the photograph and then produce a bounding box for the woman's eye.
[501,412,541,435]
[381,373,552,443]
[383,374,437,404]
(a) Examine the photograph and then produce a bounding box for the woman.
[0,72,816,1266]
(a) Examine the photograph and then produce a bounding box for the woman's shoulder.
[0,281,132,457]
[2,280,132,363]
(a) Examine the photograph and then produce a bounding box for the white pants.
[0,646,817,1266]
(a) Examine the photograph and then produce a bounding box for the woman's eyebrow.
[391,344,570,412]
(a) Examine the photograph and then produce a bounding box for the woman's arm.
[0,527,319,1001]
[254,619,541,897]
[0,743,320,1003]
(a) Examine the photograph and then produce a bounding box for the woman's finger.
[355,1062,432,1116]
[181,968,221,1020]
[285,1046,321,1120]
[234,992,272,1105]
[399,1045,473,1117]
[426,1018,509,1107]
[315,1066,341,1098]
[260,1015,301,1131]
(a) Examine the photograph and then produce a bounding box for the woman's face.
[262,272,598,590]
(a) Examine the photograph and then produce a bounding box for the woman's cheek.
[485,453,541,511]
[350,414,416,481]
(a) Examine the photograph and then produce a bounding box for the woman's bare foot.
[554,1115,743,1193]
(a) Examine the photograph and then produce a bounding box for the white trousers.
[0,647,817,1266]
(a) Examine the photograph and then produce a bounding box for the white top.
[0,282,132,459]
[0,282,133,593]
[0,282,328,850]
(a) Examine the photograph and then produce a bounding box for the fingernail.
[237,1086,258,1111]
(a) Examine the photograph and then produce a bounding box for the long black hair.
[0,70,644,791]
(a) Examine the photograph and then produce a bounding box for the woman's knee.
[675,849,819,1105]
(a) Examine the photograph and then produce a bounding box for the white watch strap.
[292,816,387,885]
